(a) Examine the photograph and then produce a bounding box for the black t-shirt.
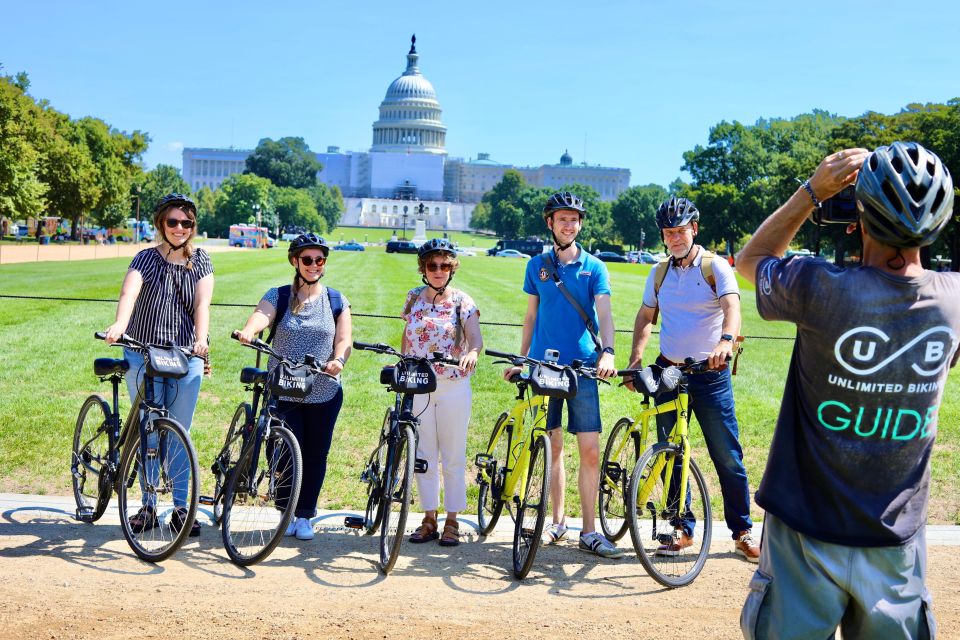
[755,256,960,546]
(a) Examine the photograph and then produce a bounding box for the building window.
[434,207,440,215]
[393,206,398,214]
[371,204,377,213]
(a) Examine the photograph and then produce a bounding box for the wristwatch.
[335,356,346,366]
[601,346,616,356]
[720,333,734,343]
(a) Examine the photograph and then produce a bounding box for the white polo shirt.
[641,248,739,362]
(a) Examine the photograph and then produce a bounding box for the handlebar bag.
[529,363,578,399]
[145,345,190,379]
[269,362,315,399]
[385,359,437,395]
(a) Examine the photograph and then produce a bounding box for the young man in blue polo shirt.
[504,191,621,558]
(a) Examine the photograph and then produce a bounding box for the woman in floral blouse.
[402,239,483,547]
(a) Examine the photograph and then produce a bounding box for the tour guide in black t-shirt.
[737,142,959,640]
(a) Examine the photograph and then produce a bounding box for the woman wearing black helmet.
[403,238,483,547]
[103,193,214,536]
[235,233,353,541]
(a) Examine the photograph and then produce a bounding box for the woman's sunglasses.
[426,262,453,273]
[298,255,327,267]
[165,218,195,229]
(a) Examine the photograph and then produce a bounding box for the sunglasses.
[165,218,195,229]
[426,262,453,273]
[298,255,327,267]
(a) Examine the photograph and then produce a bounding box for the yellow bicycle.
[475,349,602,579]
[599,358,717,588]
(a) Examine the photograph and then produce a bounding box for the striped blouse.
[125,247,214,347]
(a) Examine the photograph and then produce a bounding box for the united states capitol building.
[182,37,630,231]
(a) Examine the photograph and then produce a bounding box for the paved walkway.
[3,492,959,546]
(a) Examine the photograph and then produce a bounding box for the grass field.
[1,248,958,524]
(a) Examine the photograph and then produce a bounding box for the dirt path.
[0,503,957,639]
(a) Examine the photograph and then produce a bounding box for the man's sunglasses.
[298,255,327,267]
[165,218,195,229]
[426,262,453,273]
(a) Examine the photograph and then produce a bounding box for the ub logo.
[834,326,957,377]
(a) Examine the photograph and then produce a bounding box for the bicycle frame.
[483,384,549,506]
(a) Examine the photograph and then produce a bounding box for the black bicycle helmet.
[418,238,456,259]
[542,191,585,219]
[656,197,700,229]
[856,141,954,249]
[153,193,196,215]
[288,233,330,259]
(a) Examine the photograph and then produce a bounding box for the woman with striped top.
[103,193,214,537]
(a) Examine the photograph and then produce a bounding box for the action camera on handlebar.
[811,185,859,226]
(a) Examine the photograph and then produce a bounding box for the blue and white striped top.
[125,247,214,347]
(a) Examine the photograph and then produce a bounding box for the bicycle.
[202,332,335,566]
[344,341,459,574]
[71,332,201,562]
[475,349,606,579]
[598,358,718,588]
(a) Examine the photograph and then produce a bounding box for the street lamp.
[402,205,409,240]
[132,185,142,244]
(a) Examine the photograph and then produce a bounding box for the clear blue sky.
[3,0,958,188]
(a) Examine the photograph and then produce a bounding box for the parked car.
[596,251,628,263]
[455,247,476,257]
[639,251,659,264]
[334,241,365,252]
[385,240,418,254]
[495,249,529,259]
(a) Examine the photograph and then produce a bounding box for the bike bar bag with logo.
[381,360,437,395]
[529,363,578,399]
[145,344,190,379]
[269,362,315,399]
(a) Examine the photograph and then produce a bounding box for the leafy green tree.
[306,183,344,232]
[37,112,100,237]
[133,164,191,223]
[481,169,527,238]
[74,117,148,229]
[469,201,491,231]
[193,186,217,236]
[0,74,47,220]
[245,137,322,189]
[275,187,325,234]
[210,173,274,238]
[611,184,667,250]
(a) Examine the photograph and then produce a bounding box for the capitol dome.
[371,35,447,155]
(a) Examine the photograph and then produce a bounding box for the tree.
[37,112,100,237]
[132,164,191,226]
[0,74,47,220]
[611,184,667,250]
[193,186,217,237]
[74,117,148,229]
[275,187,325,234]
[245,137,322,189]
[469,201,491,231]
[481,169,527,238]
[306,183,344,232]
[210,173,274,238]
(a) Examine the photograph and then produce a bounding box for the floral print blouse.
[401,287,479,380]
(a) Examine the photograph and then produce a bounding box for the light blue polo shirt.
[523,245,610,365]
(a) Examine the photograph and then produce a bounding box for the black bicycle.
[201,332,326,566]
[344,341,459,574]
[71,332,201,562]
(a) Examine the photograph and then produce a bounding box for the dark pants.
[655,357,753,539]
[277,389,343,519]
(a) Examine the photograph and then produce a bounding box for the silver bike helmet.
[656,197,700,229]
[856,142,954,248]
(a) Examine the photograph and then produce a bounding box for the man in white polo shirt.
[626,196,759,562]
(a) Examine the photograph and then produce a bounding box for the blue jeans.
[124,348,203,508]
[655,358,753,539]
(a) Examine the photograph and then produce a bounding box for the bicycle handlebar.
[485,348,607,382]
[617,355,731,378]
[96,331,195,357]
[231,330,332,376]
[354,340,460,368]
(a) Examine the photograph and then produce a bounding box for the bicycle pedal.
[344,516,366,529]
[414,458,428,474]
[75,507,96,522]
[198,495,215,506]
[474,453,494,469]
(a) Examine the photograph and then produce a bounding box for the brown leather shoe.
[655,529,694,556]
[409,516,439,543]
[439,519,460,547]
[735,530,761,563]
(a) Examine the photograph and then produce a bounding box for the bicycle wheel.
[117,417,200,562]
[71,395,113,522]
[378,423,415,574]
[599,417,641,542]
[214,402,251,524]
[477,412,510,535]
[627,446,712,588]
[513,432,551,580]
[362,435,389,535]
[221,424,302,566]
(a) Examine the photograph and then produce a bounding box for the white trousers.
[412,375,471,513]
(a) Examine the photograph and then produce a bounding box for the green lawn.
[1,250,957,524]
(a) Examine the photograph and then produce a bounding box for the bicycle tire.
[214,402,251,525]
[71,394,114,522]
[221,424,302,566]
[599,417,641,542]
[627,446,712,588]
[117,417,200,562]
[378,423,415,574]
[513,432,551,580]
[362,435,389,536]
[477,412,510,535]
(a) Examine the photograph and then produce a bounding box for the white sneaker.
[294,517,314,541]
[285,518,297,537]
[579,531,625,559]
